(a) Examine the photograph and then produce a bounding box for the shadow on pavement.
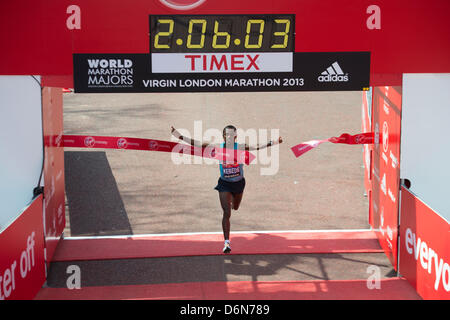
[64,151,132,236]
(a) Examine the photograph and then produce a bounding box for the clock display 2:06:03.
[150,15,295,53]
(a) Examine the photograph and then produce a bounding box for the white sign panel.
[401,73,450,221]
[151,52,293,73]
[0,76,43,232]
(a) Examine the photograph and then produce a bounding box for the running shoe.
[223,242,231,254]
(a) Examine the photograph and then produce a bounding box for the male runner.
[171,125,282,253]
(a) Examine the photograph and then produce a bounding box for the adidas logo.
[318,62,349,82]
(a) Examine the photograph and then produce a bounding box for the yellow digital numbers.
[152,16,292,51]
[245,19,265,49]
[154,19,174,49]
[271,19,290,49]
[212,21,231,49]
[187,19,207,48]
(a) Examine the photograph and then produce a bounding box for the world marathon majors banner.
[73,52,370,93]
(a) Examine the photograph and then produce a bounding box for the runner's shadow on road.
[64,151,133,236]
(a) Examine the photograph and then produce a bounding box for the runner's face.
[223,129,237,144]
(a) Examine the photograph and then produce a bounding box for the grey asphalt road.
[46,253,396,288]
[47,91,391,295]
[62,91,369,237]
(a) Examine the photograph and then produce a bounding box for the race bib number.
[222,163,241,178]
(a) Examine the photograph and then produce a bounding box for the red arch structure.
[1,0,449,84]
[0,0,449,300]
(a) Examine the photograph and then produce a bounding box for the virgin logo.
[382,121,389,153]
[159,0,206,10]
[149,141,159,149]
[374,123,380,146]
[117,138,128,149]
[84,136,95,147]
[354,134,366,144]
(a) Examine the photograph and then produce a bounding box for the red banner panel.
[362,89,373,225]
[371,86,402,269]
[0,195,45,300]
[42,87,66,265]
[399,187,450,299]
[362,89,372,194]
[1,0,450,86]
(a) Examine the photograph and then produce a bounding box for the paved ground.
[46,253,396,288]
[62,91,369,236]
[46,91,396,294]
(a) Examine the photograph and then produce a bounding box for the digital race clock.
[149,15,295,73]
[149,15,295,53]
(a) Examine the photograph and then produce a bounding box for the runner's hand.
[171,126,180,138]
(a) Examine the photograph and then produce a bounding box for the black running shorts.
[214,177,246,195]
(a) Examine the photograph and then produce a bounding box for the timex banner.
[73,52,370,93]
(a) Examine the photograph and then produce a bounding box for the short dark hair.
[223,125,237,136]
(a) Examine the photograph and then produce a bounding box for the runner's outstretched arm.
[244,136,283,151]
[171,126,211,148]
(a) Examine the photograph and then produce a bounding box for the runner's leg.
[219,191,232,241]
[232,192,244,210]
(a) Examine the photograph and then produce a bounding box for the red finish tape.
[291,132,374,158]
[62,135,255,165]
